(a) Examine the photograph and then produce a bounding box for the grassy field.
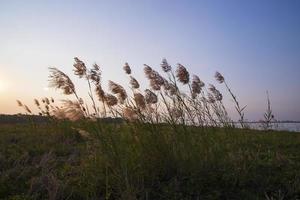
[0,121,299,200]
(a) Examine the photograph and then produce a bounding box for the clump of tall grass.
[17,57,251,128]
[12,58,300,199]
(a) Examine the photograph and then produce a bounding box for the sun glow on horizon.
[0,81,5,92]
[0,79,10,93]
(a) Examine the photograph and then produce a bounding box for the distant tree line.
[0,114,49,124]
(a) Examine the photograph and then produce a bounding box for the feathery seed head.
[148,70,164,90]
[90,63,101,84]
[176,64,190,84]
[105,94,118,106]
[193,75,205,87]
[208,84,216,92]
[215,71,225,84]
[144,64,153,80]
[130,76,140,89]
[191,75,204,98]
[73,57,87,78]
[134,93,146,109]
[44,97,50,105]
[161,58,171,72]
[145,89,158,104]
[154,72,165,86]
[162,82,177,96]
[49,67,75,95]
[143,64,164,90]
[16,100,23,107]
[208,84,223,101]
[150,79,161,90]
[95,85,105,101]
[93,63,100,71]
[108,80,127,103]
[123,62,131,74]
[24,105,32,113]
[34,99,40,107]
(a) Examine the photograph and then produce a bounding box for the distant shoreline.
[233,121,300,124]
[0,114,299,124]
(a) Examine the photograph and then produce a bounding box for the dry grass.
[18,57,252,129]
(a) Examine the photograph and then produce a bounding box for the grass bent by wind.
[2,57,294,199]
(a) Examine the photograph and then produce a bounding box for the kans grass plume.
[90,63,101,85]
[123,62,131,74]
[48,67,75,95]
[73,57,87,78]
[145,89,158,104]
[191,75,205,99]
[95,85,106,101]
[105,94,118,106]
[19,57,253,128]
[208,84,223,101]
[215,71,225,84]
[108,81,127,103]
[134,93,146,109]
[176,64,190,84]
[130,76,140,89]
[161,58,171,73]
[144,64,165,90]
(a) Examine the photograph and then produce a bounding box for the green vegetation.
[1,122,299,199]
[7,58,299,199]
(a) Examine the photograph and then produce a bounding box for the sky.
[0,0,299,120]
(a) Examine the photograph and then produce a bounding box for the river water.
[242,123,300,132]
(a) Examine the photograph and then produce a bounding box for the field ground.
[0,121,300,199]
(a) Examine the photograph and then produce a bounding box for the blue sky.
[0,0,299,120]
